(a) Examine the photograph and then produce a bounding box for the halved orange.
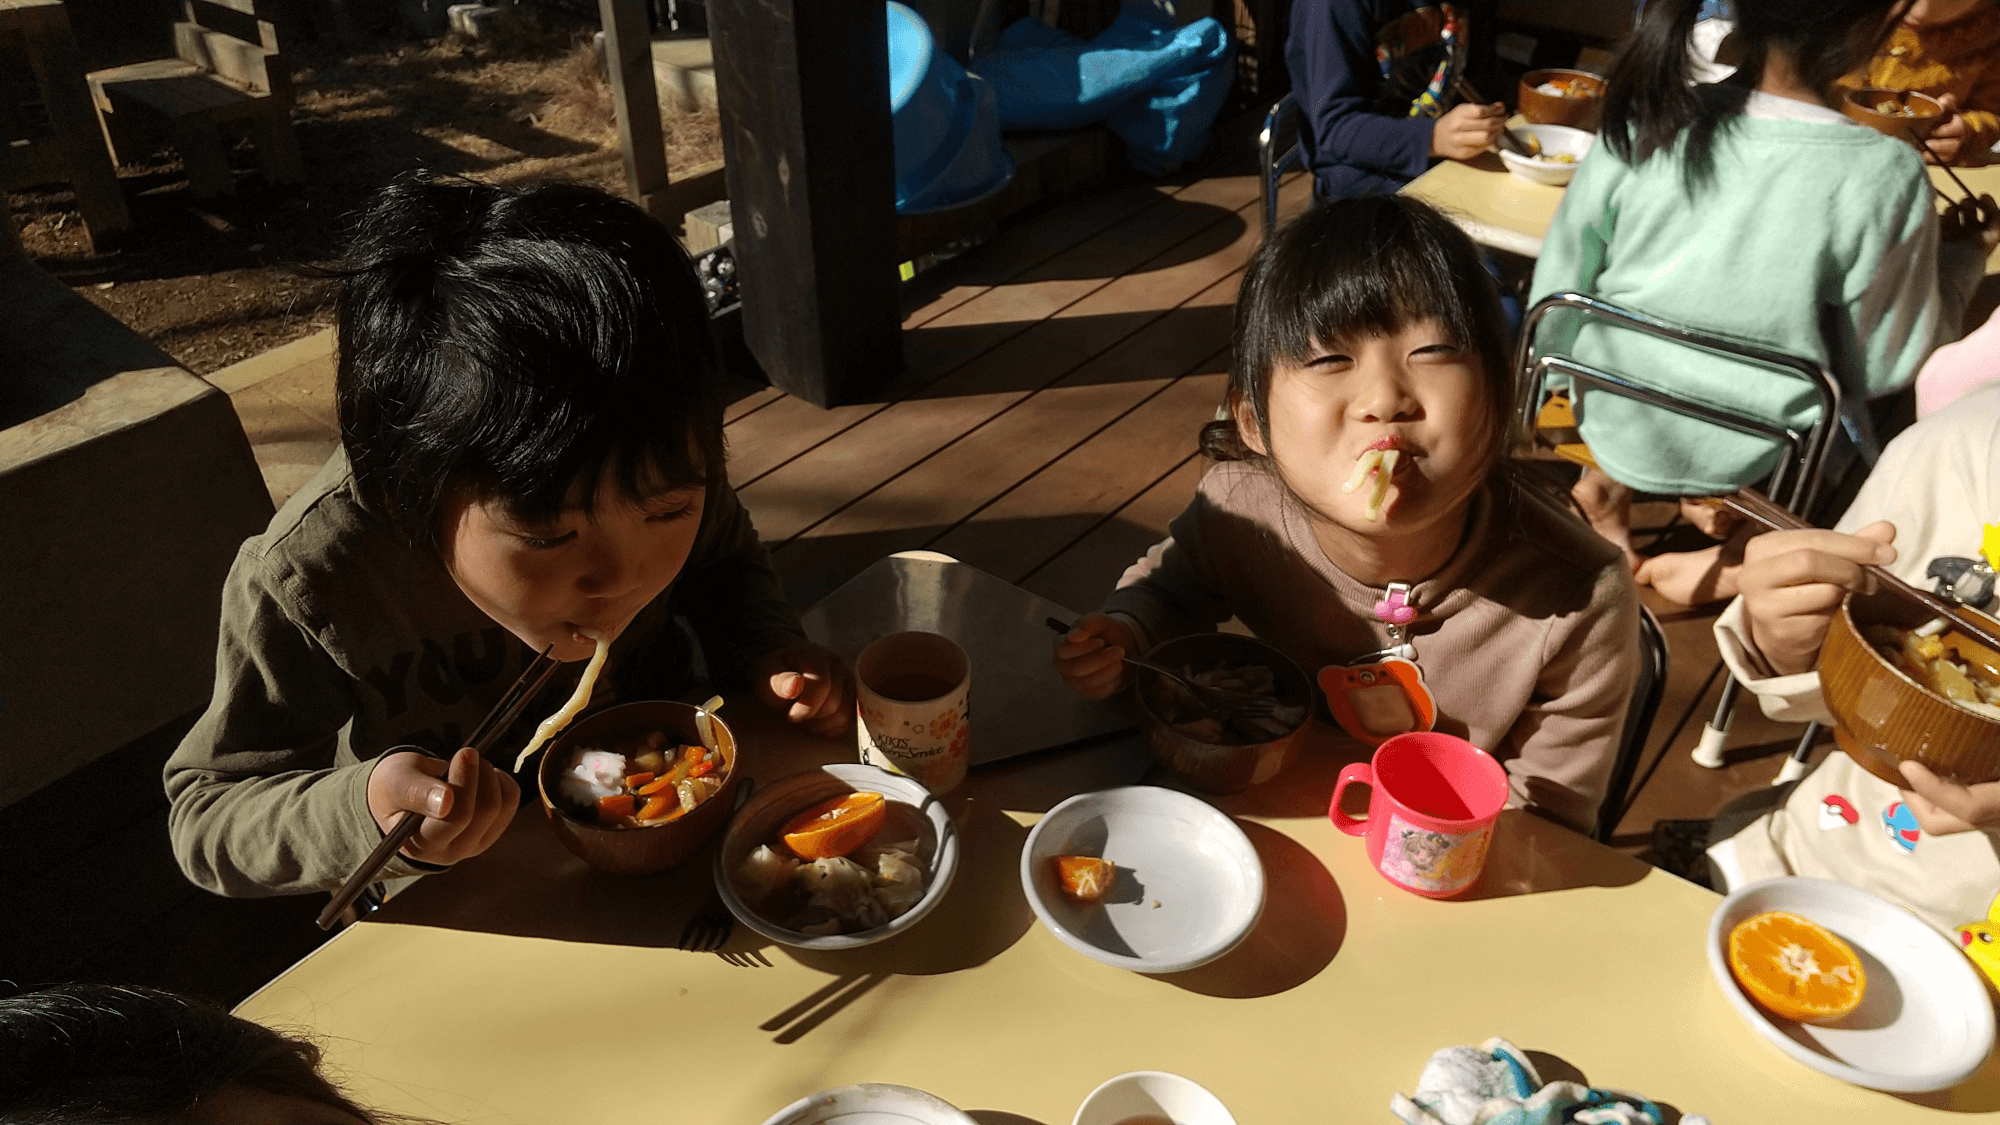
[781,791,887,860]
[1055,855,1116,904]
[1727,910,1867,1024]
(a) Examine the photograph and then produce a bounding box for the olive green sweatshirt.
[164,452,807,898]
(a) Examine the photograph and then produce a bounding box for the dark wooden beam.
[708,0,903,407]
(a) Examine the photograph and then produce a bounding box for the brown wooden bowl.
[1518,68,1604,130]
[1841,87,1946,142]
[536,699,740,875]
[1135,632,1311,794]
[1819,589,2000,787]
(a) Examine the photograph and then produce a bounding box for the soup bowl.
[1518,68,1604,129]
[1135,632,1311,794]
[1841,87,1946,142]
[537,699,741,876]
[1818,588,2000,787]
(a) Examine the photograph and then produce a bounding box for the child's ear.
[1229,391,1269,457]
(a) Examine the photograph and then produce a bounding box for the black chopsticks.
[316,643,563,930]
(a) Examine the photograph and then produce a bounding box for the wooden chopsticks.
[1705,488,2000,653]
[316,643,563,930]
[1907,123,1979,205]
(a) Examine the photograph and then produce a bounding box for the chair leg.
[173,116,234,198]
[248,109,306,187]
[1691,671,1738,769]
[1773,721,1820,784]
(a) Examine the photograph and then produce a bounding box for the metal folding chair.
[1258,92,1304,238]
[1596,606,1668,843]
[1516,293,1844,781]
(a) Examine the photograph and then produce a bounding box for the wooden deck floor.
[1,116,1832,1006]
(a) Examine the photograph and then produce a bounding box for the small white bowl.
[1072,1072,1237,1125]
[1021,786,1263,974]
[715,763,959,950]
[1707,876,1995,1092]
[1497,124,1594,186]
[759,1083,975,1125]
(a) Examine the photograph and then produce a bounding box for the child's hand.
[1941,191,2000,256]
[366,746,519,866]
[752,642,855,738]
[1053,613,1138,701]
[1431,102,1506,160]
[1738,521,1897,677]
[1924,94,1968,165]
[1898,760,2000,834]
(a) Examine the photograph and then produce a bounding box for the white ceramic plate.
[1708,877,1995,1092]
[759,1084,976,1125]
[1022,786,1263,974]
[1498,124,1594,186]
[1072,1071,1237,1125]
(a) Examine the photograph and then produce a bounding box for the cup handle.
[1329,763,1373,836]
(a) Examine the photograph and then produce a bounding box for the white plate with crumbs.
[758,1084,975,1125]
[1022,786,1263,974]
[1708,877,1994,1092]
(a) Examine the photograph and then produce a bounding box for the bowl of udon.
[1134,633,1312,795]
[1841,87,1946,142]
[1518,68,1604,130]
[1818,588,2000,787]
[537,699,740,876]
[715,763,959,950]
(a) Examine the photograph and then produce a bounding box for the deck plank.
[1018,453,1207,614]
[738,175,1296,549]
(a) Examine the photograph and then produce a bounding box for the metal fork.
[679,776,755,953]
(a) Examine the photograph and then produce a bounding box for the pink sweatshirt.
[1104,461,1640,833]
[1917,304,2000,419]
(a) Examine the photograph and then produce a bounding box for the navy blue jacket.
[1285,0,1443,199]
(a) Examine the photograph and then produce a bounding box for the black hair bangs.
[331,175,726,543]
[1228,195,1512,449]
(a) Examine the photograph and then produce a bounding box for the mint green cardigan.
[1528,116,1957,496]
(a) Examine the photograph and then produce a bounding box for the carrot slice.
[624,771,655,790]
[637,794,675,821]
[636,776,675,797]
[596,793,635,823]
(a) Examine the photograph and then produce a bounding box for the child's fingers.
[787,669,831,722]
[1058,643,1126,680]
[463,762,519,857]
[1054,634,1109,660]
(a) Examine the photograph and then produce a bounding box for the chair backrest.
[1595,604,1668,844]
[1516,292,1845,515]
[174,0,288,99]
[1259,91,1304,238]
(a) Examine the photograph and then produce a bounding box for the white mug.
[855,631,971,794]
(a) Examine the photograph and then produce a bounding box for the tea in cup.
[855,631,971,793]
[1329,731,1508,897]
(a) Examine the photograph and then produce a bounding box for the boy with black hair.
[166,176,850,898]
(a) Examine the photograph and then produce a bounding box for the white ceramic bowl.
[715,763,959,950]
[1497,124,1594,186]
[1021,786,1263,974]
[759,1083,975,1125]
[1072,1072,1237,1125]
[1707,876,1995,1092]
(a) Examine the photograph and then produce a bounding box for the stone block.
[0,258,274,806]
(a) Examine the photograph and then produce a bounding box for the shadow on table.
[1148,820,1345,998]
[1456,811,1649,900]
[967,1112,1052,1125]
[1897,1045,2000,1112]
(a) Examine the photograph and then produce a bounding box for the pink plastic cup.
[1329,731,1509,898]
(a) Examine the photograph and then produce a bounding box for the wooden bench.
[0,0,131,252]
[87,0,304,198]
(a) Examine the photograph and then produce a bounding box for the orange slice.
[1727,910,1867,1024]
[781,792,887,860]
[1055,855,1116,904]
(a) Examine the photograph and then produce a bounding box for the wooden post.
[2,0,131,252]
[709,0,903,408]
[597,0,672,223]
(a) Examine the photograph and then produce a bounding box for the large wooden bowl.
[536,699,740,876]
[1819,589,2000,787]
[1135,632,1311,794]
[1841,87,1945,142]
[1518,68,1604,130]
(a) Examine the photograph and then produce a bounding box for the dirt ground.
[8,20,721,374]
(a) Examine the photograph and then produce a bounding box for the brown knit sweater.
[1104,461,1640,834]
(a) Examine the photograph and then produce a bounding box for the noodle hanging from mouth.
[514,631,611,772]
[1341,448,1399,521]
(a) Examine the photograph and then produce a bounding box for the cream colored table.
[235,702,2000,1124]
[1402,146,2000,272]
